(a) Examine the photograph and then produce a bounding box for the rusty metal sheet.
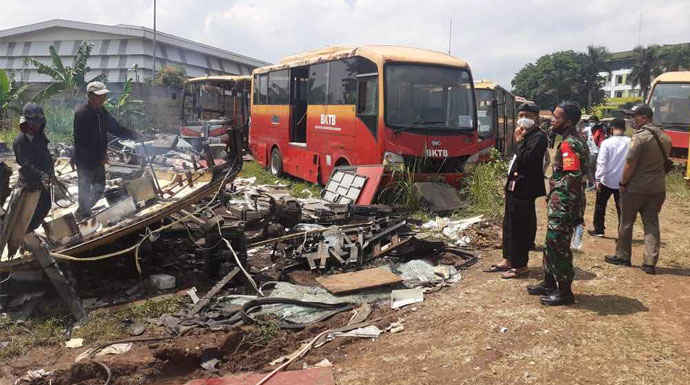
[315,267,402,294]
[184,367,335,385]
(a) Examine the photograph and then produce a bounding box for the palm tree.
[581,46,610,110]
[659,45,690,72]
[628,45,663,101]
[24,41,105,104]
[0,69,28,120]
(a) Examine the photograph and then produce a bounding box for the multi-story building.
[600,50,640,99]
[0,19,269,91]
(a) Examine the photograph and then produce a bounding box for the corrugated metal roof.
[186,75,251,84]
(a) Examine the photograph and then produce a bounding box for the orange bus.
[180,75,251,150]
[248,45,480,185]
[474,81,517,156]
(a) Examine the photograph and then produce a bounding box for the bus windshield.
[182,81,236,123]
[476,89,495,137]
[649,83,690,126]
[385,64,475,131]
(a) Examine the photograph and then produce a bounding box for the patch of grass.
[666,168,689,201]
[0,313,71,360]
[72,296,185,345]
[460,148,507,218]
[238,160,322,199]
[245,316,280,347]
[377,164,422,211]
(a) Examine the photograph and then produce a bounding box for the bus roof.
[253,45,470,74]
[474,80,513,95]
[652,71,690,84]
[185,75,251,84]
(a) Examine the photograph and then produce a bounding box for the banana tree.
[24,41,106,104]
[106,78,145,129]
[0,69,28,120]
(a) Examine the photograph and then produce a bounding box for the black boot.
[540,280,574,306]
[527,274,556,296]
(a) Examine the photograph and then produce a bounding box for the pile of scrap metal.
[0,127,245,319]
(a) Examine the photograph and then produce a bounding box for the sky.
[2,0,690,88]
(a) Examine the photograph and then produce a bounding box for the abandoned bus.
[248,45,479,185]
[647,71,690,156]
[180,75,251,149]
[474,81,517,157]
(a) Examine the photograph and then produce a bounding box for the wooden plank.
[315,267,402,294]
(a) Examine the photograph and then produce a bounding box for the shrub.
[462,148,507,217]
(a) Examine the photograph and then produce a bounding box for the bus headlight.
[383,152,405,165]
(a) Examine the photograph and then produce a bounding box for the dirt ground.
[3,186,690,384]
[333,189,690,385]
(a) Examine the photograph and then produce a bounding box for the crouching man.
[12,103,53,232]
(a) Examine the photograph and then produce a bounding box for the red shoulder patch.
[561,141,580,171]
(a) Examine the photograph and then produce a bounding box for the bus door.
[356,73,379,143]
[290,67,309,143]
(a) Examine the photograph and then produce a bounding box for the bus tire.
[270,147,283,177]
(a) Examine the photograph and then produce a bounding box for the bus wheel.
[270,147,283,177]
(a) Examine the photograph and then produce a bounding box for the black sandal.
[484,264,511,273]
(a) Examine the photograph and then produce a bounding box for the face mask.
[517,117,535,130]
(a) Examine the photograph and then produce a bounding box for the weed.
[460,148,507,218]
[666,168,689,201]
[0,313,71,360]
[72,296,185,345]
[246,316,280,346]
[377,164,422,211]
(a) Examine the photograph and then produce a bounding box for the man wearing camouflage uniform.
[527,101,588,306]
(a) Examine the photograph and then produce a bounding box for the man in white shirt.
[589,118,630,237]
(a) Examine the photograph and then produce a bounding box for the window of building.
[268,70,290,105]
[616,75,624,85]
[615,91,623,98]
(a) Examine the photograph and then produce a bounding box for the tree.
[659,44,690,72]
[628,45,663,101]
[152,65,187,89]
[105,78,145,129]
[0,69,28,119]
[24,41,106,104]
[580,46,610,111]
[512,50,586,110]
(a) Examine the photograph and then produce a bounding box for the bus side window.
[357,77,377,115]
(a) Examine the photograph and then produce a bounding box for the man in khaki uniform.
[604,104,671,274]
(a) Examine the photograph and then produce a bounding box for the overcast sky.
[2,0,690,88]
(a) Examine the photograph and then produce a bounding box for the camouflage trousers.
[543,200,577,284]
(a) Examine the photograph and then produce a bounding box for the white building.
[599,50,640,99]
[0,19,269,88]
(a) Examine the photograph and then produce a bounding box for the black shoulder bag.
[644,128,673,174]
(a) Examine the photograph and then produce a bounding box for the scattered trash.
[95,342,133,357]
[387,321,405,334]
[313,358,333,368]
[315,267,402,294]
[414,182,465,213]
[149,274,176,290]
[129,322,147,336]
[391,288,424,309]
[15,369,53,384]
[65,337,84,348]
[500,327,509,334]
[332,325,382,338]
[421,215,484,246]
[186,287,200,304]
[392,260,460,288]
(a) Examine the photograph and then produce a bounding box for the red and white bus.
[647,71,690,156]
[248,45,481,185]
